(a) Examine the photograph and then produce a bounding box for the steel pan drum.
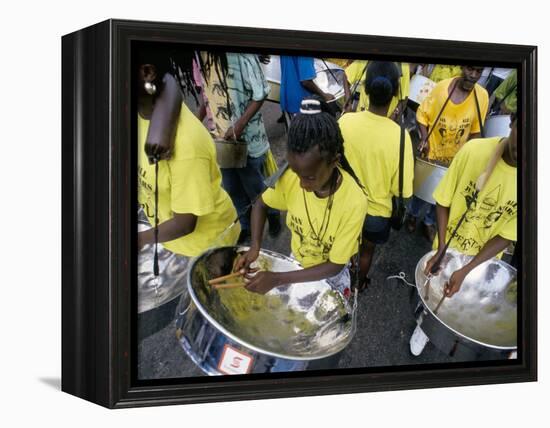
[409,75,436,105]
[484,114,512,138]
[261,56,345,105]
[175,246,354,375]
[415,249,517,351]
[413,157,448,204]
[137,211,190,314]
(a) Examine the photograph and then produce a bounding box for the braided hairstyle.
[136,44,230,105]
[364,61,400,107]
[288,96,367,195]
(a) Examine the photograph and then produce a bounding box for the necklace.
[302,169,339,246]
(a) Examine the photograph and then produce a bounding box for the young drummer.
[235,98,368,296]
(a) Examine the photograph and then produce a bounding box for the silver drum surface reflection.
[415,249,517,349]
[177,246,354,373]
[137,211,190,313]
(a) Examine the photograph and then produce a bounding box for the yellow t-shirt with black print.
[433,137,517,256]
[138,102,239,257]
[417,78,489,165]
[262,168,368,268]
[340,110,414,217]
[345,61,410,117]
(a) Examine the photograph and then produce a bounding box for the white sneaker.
[410,325,429,356]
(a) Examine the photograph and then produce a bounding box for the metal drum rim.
[415,249,517,351]
[185,246,353,361]
[414,156,449,171]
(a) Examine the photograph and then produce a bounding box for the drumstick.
[212,282,247,290]
[208,271,243,285]
[433,294,446,315]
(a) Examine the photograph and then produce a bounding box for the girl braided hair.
[288,96,367,195]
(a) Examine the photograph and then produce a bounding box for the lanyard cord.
[473,86,485,138]
[424,78,459,144]
[302,170,337,245]
[153,158,160,278]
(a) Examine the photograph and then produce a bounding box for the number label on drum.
[218,344,254,375]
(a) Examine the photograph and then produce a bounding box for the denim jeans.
[221,153,279,232]
[408,196,436,226]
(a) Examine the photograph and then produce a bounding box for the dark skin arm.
[301,80,335,102]
[234,197,345,294]
[138,213,197,250]
[224,99,265,140]
[144,73,182,161]
[424,204,511,297]
[417,123,429,156]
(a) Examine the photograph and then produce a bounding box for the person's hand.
[233,247,260,274]
[244,271,282,295]
[418,139,429,157]
[323,92,336,102]
[424,250,444,276]
[258,55,271,64]
[145,140,172,163]
[224,124,243,141]
[444,267,469,297]
[343,103,353,114]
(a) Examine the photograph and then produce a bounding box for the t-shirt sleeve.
[416,90,435,127]
[261,172,289,211]
[470,86,489,134]
[169,158,216,216]
[402,131,415,198]
[328,200,367,264]
[240,55,270,102]
[296,57,317,82]
[345,60,362,84]
[432,145,468,207]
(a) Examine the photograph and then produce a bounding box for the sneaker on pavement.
[409,324,429,356]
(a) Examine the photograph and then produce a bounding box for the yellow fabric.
[262,168,368,268]
[137,102,240,257]
[345,61,410,116]
[417,78,489,165]
[263,148,278,177]
[429,65,462,83]
[339,110,414,217]
[433,137,517,256]
[323,57,353,68]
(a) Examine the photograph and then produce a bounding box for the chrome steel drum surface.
[137,211,190,313]
[415,249,517,349]
[187,246,354,359]
[413,157,448,204]
[485,114,511,138]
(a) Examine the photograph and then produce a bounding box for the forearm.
[435,203,450,250]
[139,215,196,246]
[418,123,428,142]
[197,102,207,122]
[301,80,327,98]
[274,261,345,286]
[234,99,264,135]
[462,235,511,274]
[249,197,269,250]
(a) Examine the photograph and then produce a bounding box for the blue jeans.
[221,153,279,232]
[408,196,436,226]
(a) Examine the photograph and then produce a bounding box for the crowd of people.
[136,45,518,363]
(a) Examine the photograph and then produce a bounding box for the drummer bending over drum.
[235,98,367,296]
[406,66,488,243]
[410,116,518,355]
[339,61,414,289]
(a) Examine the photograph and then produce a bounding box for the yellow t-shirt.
[339,110,414,217]
[262,168,368,268]
[345,61,410,116]
[138,103,240,257]
[433,137,517,256]
[417,78,489,165]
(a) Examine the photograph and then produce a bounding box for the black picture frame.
[61,18,537,409]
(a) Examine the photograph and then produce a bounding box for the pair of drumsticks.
[208,268,260,290]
